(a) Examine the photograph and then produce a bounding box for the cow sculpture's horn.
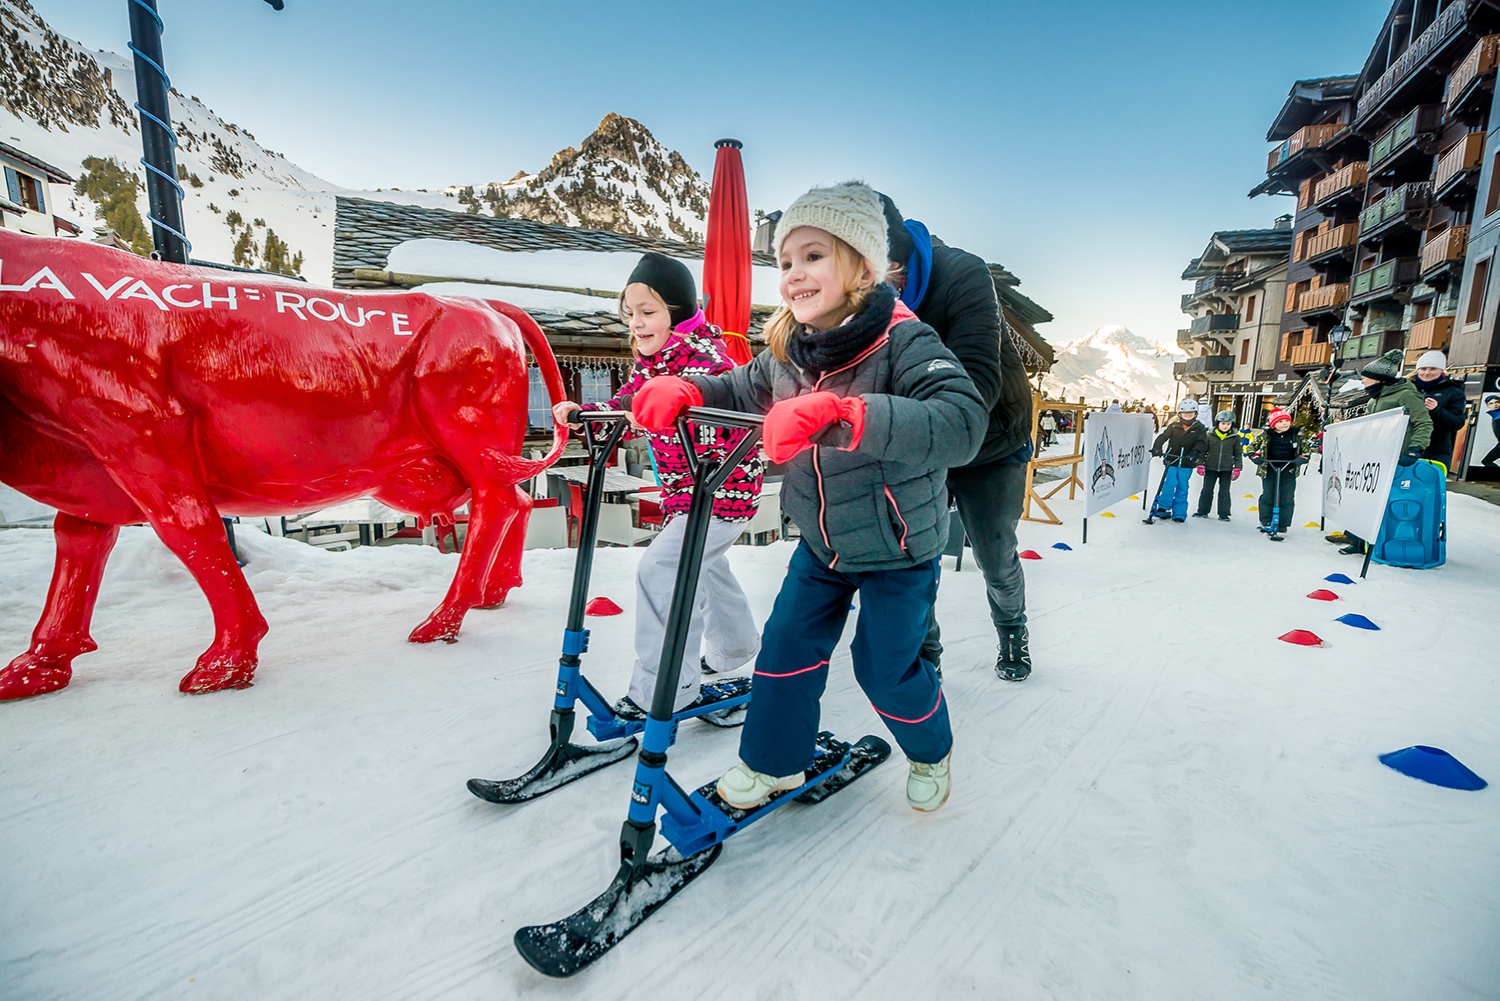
[484,300,569,483]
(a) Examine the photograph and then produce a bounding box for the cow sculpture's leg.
[113,473,269,694]
[477,485,532,608]
[0,514,120,701]
[408,480,526,642]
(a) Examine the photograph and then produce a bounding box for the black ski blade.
[796,735,892,803]
[467,737,637,804]
[514,844,722,978]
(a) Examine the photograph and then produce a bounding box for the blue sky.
[38,0,1390,347]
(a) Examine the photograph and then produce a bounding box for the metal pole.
[127,0,189,264]
[1082,516,1088,545]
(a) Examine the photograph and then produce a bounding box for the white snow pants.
[629,515,760,712]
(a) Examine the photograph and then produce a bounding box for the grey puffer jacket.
[689,300,986,572]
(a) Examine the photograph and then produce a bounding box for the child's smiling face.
[622,283,674,356]
[779,227,872,333]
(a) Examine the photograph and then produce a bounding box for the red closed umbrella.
[703,138,753,366]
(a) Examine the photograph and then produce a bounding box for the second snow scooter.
[511,407,891,978]
[466,410,752,805]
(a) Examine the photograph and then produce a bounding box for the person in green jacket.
[1338,349,1434,555]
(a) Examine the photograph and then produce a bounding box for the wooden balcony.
[1434,132,1485,197]
[1350,257,1421,304]
[1266,123,1341,174]
[1420,225,1469,275]
[1289,341,1334,369]
[1298,283,1350,315]
[1445,34,1500,114]
[1312,161,1368,208]
[1358,181,1432,238]
[1299,222,1359,263]
[1408,315,1454,351]
[1369,105,1445,176]
[1358,1,1468,123]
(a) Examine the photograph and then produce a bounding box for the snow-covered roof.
[0,140,72,184]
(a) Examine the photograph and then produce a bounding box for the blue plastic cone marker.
[1379,746,1488,791]
[1335,613,1380,630]
[1052,542,1073,551]
[1324,573,1356,585]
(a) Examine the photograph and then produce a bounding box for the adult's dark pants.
[920,457,1027,668]
[1196,470,1234,517]
[738,542,951,777]
[1258,464,1297,530]
[1484,442,1500,467]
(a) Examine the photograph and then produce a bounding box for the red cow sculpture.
[0,230,567,701]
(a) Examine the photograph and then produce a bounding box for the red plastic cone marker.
[1306,589,1339,601]
[1019,550,1042,560]
[1278,629,1323,646]
[585,596,623,616]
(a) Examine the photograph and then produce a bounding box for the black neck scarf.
[787,282,897,375]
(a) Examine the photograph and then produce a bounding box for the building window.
[578,365,614,406]
[3,166,44,212]
[1244,294,1257,323]
[527,366,551,430]
[1240,338,1251,365]
[1487,150,1500,216]
[1465,256,1491,325]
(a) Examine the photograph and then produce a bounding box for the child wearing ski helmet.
[630,181,987,813]
[1148,400,1208,522]
[1193,410,1243,521]
[1249,408,1306,539]
[553,252,764,719]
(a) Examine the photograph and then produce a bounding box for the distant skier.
[1337,350,1433,555]
[631,182,986,812]
[1249,408,1306,539]
[1192,409,1242,521]
[1040,411,1056,448]
[1106,399,1123,412]
[1148,400,1208,522]
[553,252,764,720]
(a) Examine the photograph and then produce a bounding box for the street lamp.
[1323,319,1353,429]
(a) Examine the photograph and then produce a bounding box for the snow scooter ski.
[512,407,891,978]
[467,411,752,806]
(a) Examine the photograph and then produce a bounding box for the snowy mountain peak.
[449,113,711,243]
[1042,324,1185,405]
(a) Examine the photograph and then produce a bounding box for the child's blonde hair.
[764,235,876,363]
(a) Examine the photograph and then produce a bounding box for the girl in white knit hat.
[630,181,988,812]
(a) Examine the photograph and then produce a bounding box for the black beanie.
[625,252,698,328]
[879,192,914,267]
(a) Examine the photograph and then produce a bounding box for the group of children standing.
[555,181,986,815]
[1148,401,1306,537]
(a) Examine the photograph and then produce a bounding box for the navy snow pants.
[738,541,952,777]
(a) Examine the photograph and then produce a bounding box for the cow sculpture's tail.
[484,301,570,484]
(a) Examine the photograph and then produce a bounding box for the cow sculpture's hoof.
[0,657,72,701]
[408,607,464,644]
[179,655,257,694]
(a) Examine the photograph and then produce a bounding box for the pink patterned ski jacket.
[581,317,763,523]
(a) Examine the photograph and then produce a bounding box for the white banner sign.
[1083,412,1156,516]
[1321,408,1409,540]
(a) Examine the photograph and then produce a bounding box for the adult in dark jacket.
[1148,401,1208,522]
[1411,350,1467,472]
[882,194,1035,681]
[1193,410,1243,520]
[1338,349,1434,555]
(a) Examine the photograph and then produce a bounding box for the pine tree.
[74,156,153,256]
[260,229,302,276]
[232,230,257,267]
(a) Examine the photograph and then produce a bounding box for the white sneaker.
[907,754,952,812]
[716,761,804,810]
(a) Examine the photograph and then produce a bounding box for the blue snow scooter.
[512,407,891,978]
[466,411,752,805]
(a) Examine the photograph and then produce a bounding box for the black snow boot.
[995,627,1032,682]
[699,655,718,676]
[611,696,648,722]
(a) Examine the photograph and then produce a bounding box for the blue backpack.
[1372,459,1446,569]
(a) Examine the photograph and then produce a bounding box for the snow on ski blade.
[2,461,1499,996]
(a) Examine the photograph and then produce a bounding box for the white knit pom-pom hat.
[773,181,889,284]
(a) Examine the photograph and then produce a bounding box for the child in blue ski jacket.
[630,182,987,813]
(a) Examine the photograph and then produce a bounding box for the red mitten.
[632,376,702,430]
[1195,465,1206,476]
[1232,468,1242,481]
[763,392,865,464]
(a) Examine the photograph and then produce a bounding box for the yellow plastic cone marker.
[1100,511,1116,518]
[1304,522,1320,529]
[1243,493,1254,499]
[1248,505,1258,512]
[1128,495,1139,501]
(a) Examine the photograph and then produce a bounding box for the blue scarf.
[899,219,933,311]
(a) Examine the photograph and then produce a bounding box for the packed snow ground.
[1,472,1497,999]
